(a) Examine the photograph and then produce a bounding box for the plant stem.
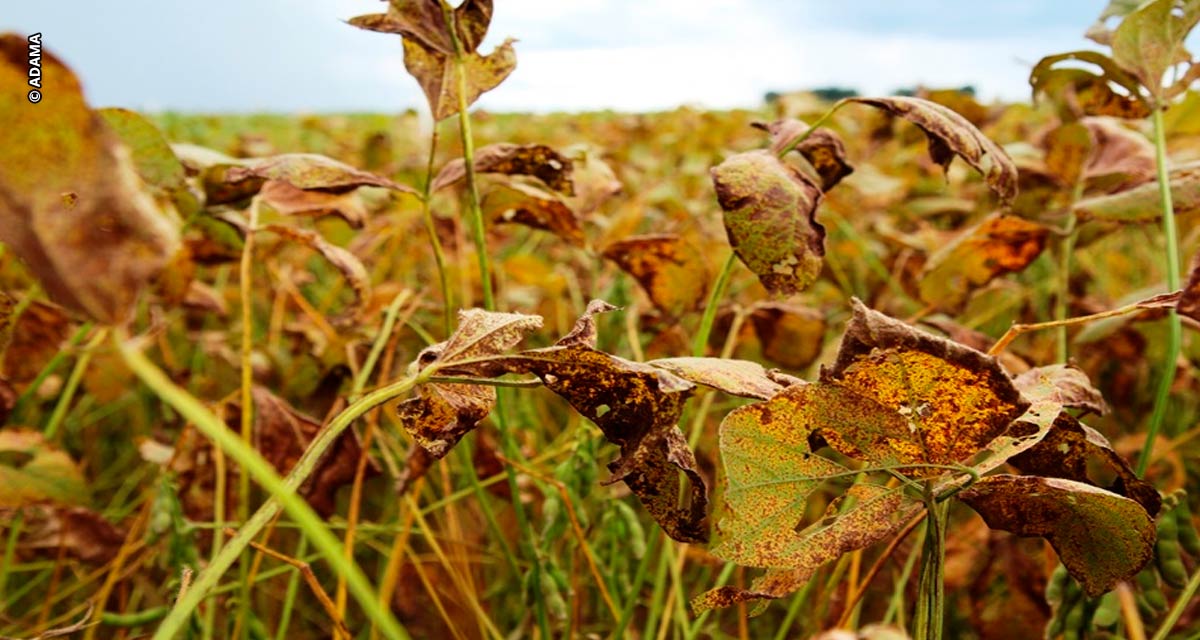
[43,327,106,440]
[418,129,453,336]
[692,253,737,357]
[1055,184,1082,363]
[13,322,92,422]
[914,499,947,640]
[1152,561,1200,640]
[116,331,414,640]
[234,197,259,640]
[1138,105,1183,477]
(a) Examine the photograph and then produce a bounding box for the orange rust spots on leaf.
[959,475,1155,597]
[751,119,854,190]
[602,234,709,319]
[747,302,826,371]
[918,213,1049,311]
[1013,363,1108,416]
[482,181,585,246]
[434,143,574,195]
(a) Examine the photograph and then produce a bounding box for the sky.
[4,1,1115,113]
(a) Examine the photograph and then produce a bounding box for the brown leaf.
[751,120,854,190]
[402,36,517,121]
[748,302,826,370]
[565,148,622,216]
[490,302,707,542]
[0,34,179,323]
[258,180,369,229]
[1042,121,1093,188]
[434,143,574,195]
[259,224,371,318]
[917,213,1049,311]
[1080,117,1156,193]
[844,97,1019,204]
[648,357,791,400]
[226,387,377,517]
[959,475,1155,597]
[2,301,71,385]
[1013,363,1108,416]
[482,181,584,245]
[1178,249,1200,323]
[0,429,89,507]
[1008,412,1161,516]
[1073,161,1200,222]
[1030,51,1150,119]
[713,150,826,296]
[348,0,493,55]
[225,153,416,194]
[601,234,709,318]
[0,377,13,425]
[1,504,126,564]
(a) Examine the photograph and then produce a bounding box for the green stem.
[274,535,308,640]
[43,327,106,440]
[417,128,453,336]
[13,322,92,424]
[352,290,411,402]
[234,197,259,640]
[692,253,737,357]
[776,102,846,157]
[914,499,947,640]
[1055,183,1083,363]
[116,332,414,640]
[1152,560,1200,640]
[1137,106,1183,478]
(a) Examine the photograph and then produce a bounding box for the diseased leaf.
[225,153,416,194]
[259,180,369,229]
[96,107,188,198]
[1008,412,1161,516]
[0,34,179,323]
[959,475,1155,596]
[226,387,377,517]
[752,120,854,190]
[648,357,791,400]
[402,36,517,121]
[1086,0,1144,45]
[712,150,825,296]
[566,148,622,216]
[1080,117,1156,192]
[2,301,71,385]
[1073,161,1200,222]
[0,429,89,507]
[1110,0,1200,100]
[1030,51,1151,119]
[434,143,574,195]
[1014,364,1108,416]
[490,302,707,542]
[482,181,584,246]
[601,234,709,318]
[348,0,493,55]
[1042,121,1093,188]
[1180,249,1200,322]
[259,224,371,318]
[748,303,826,371]
[917,213,1048,310]
[827,299,1029,466]
[844,97,1019,204]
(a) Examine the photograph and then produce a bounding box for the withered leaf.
[565,148,622,216]
[713,150,825,296]
[827,299,1029,466]
[601,234,709,318]
[0,34,179,323]
[1030,51,1150,119]
[959,475,1155,597]
[1,504,126,564]
[482,180,584,245]
[226,387,377,517]
[1073,161,1200,222]
[225,153,416,194]
[751,120,854,190]
[844,97,1019,204]
[395,308,542,476]
[96,107,188,200]
[1080,117,1156,193]
[1008,412,1160,516]
[259,180,369,229]
[434,143,574,195]
[1110,0,1200,100]
[1180,249,1200,322]
[648,357,791,400]
[748,302,826,370]
[1013,363,1108,416]
[1042,121,1093,188]
[0,429,89,508]
[348,0,493,56]
[259,224,371,318]
[401,36,517,121]
[2,300,70,384]
[918,213,1049,310]
[490,302,707,542]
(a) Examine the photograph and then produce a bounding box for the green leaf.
[1111,0,1200,101]
[1073,161,1200,221]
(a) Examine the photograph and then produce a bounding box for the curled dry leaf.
[0,34,179,324]
[1110,0,1200,100]
[2,301,71,385]
[434,143,574,195]
[402,36,517,121]
[712,150,825,296]
[1013,363,1108,416]
[601,234,709,318]
[844,97,1019,204]
[1079,117,1156,192]
[751,120,854,190]
[489,301,708,542]
[918,213,1049,311]
[226,387,376,517]
[648,357,791,400]
[565,148,622,216]
[395,308,542,486]
[482,181,584,246]
[1030,51,1151,119]
[748,302,826,370]
[258,180,369,229]
[1180,249,1200,322]
[259,224,371,318]
[348,0,492,56]
[1008,412,1161,516]
[224,153,415,194]
[959,474,1155,597]
[1073,161,1200,222]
